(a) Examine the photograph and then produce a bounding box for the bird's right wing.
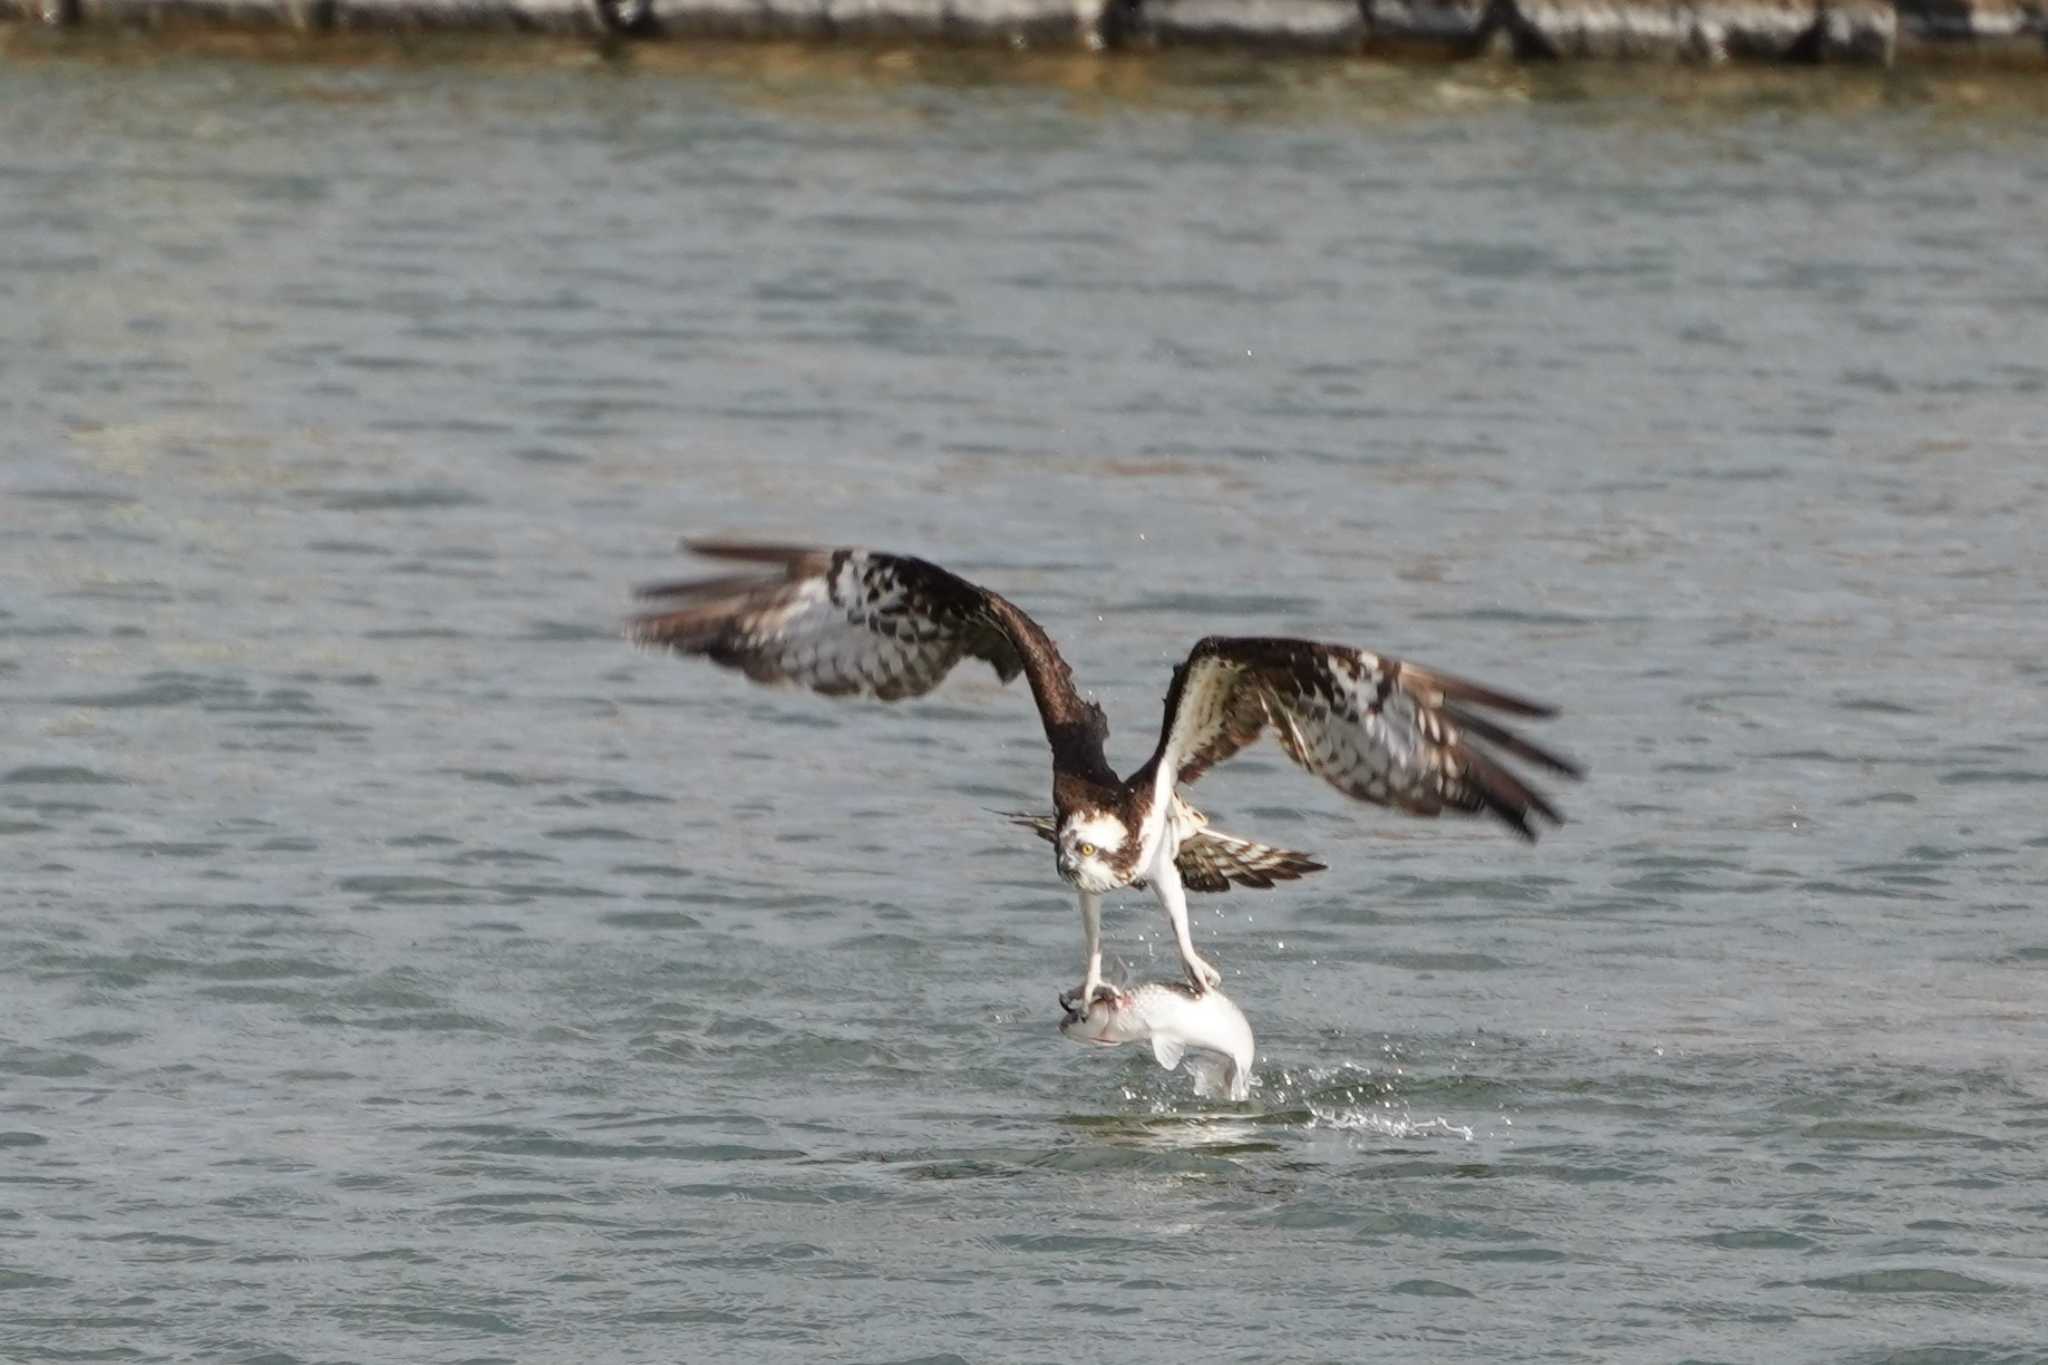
[632,542,1115,780]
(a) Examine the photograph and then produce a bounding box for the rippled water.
[3,41,2047,1364]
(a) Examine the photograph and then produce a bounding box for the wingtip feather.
[1417,667,1561,719]
[1442,703,1586,781]
[632,571,779,603]
[680,538,838,566]
[1460,748,1566,841]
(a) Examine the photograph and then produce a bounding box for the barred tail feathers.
[1174,827,1325,893]
[995,810,1321,893]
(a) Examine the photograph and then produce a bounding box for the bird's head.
[1055,810,1132,894]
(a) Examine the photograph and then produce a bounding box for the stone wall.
[3,0,2043,64]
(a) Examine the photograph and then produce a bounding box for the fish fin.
[1150,1036,1186,1071]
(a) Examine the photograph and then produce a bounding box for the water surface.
[3,44,2046,1364]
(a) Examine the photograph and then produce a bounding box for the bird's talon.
[1062,977,1116,1015]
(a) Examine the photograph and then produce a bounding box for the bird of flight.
[630,542,1581,1012]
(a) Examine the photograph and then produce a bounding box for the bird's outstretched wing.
[1146,637,1583,841]
[998,810,1325,893]
[632,542,1116,784]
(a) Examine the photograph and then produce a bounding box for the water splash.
[1307,1108,1474,1142]
[1255,1063,1484,1141]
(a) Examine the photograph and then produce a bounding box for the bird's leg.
[1150,860,1222,993]
[1058,891,1110,1013]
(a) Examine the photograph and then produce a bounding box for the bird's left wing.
[1147,636,1583,841]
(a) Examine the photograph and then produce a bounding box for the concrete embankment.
[1,0,2042,65]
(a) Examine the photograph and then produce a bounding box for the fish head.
[1058,988,1150,1047]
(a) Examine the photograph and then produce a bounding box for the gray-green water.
[3,43,2047,1364]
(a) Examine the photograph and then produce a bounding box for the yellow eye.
[1078,843,1097,857]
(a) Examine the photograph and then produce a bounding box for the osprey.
[630,541,1581,1010]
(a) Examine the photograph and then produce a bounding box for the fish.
[1059,981,1255,1102]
